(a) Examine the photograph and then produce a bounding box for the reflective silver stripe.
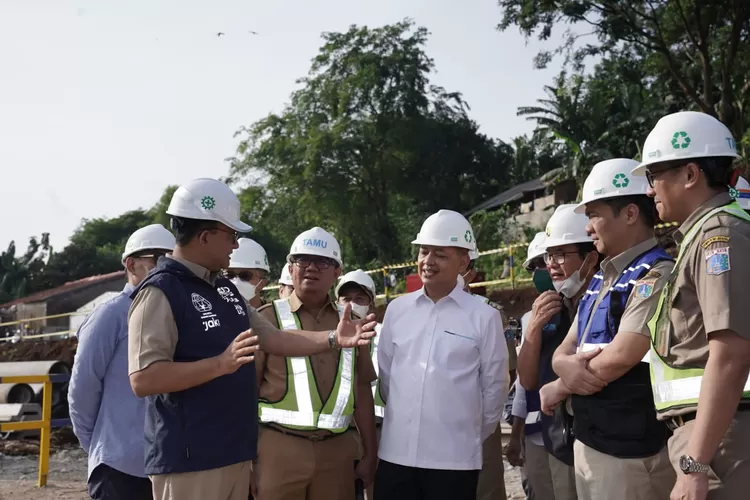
[375,405,385,418]
[318,347,354,429]
[525,411,541,425]
[579,342,650,364]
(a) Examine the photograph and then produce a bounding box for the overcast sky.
[0,0,562,254]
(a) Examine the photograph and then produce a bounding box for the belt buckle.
[667,415,685,431]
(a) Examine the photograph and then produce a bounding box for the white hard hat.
[632,111,740,176]
[469,249,480,260]
[412,209,476,251]
[122,224,176,264]
[730,176,750,210]
[228,238,269,272]
[166,178,252,233]
[522,232,547,268]
[287,227,342,266]
[278,265,294,286]
[335,269,376,298]
[575,158,647,213]
[544,204,593,250]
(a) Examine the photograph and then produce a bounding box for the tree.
[228,19,514,269]
[0,235,52,303]
[497,0,750,150]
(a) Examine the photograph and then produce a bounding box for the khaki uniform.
[128,256,280,500]
[476,298,513,500]
[569,238,676,500]
[653,193,750,498]
[255,293,377,500]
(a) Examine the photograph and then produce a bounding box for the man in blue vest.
[518,205,599,500]
[127,178,377,500]
[69,224,175,500]
[632,111,750,500]
[540,159,676,499]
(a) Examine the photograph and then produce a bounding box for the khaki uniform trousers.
[476,424,507,500]
[364,426,382,500]
[150,460,251,500]
[573,440,675,500]
[524,437,576,500]
[667,411,750,500]
[255,426,360,500]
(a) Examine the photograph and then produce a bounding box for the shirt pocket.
[435,328,479,366]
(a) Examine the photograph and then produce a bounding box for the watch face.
[679,455,691,471]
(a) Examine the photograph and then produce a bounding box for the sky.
[0,0,563,254]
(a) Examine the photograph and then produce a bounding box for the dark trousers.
[88,463,153,500]
[374,460,480,500]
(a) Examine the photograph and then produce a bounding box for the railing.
[0,373,72,487]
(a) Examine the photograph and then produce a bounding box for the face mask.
[456,269,471,290]
[350,303,370,319]
[552,253,597,298]
[231,278,257,301]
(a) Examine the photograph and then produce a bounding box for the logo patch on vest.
[217,286,240,303]
[192,293,221,331]
[705,247,731,275]
[701,235,730,249]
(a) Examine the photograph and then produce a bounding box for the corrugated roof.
[0,271,126,309]
[465,177,549,216]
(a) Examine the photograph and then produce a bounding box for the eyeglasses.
[133,252,167,263]
[645,163,686,188]
[544,252,580,266]
[292,256,336,270]
[207,227,240,242]
[225,270,267,282]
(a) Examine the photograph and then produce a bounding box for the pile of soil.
[0,338,77,366]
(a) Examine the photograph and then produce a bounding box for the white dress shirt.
[378,283,509,470]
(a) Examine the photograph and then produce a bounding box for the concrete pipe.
[0,361,70,409]
[29,384,63,407]
[0,383,36,404]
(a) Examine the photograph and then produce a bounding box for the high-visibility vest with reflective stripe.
[370,323,385,419]
[648,201,750,412]
[258,299,356,432]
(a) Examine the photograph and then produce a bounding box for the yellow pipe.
[38,380,52,487]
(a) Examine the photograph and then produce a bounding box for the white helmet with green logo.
[730,176,750,210]
[229,238,269,272]
[412,209,477,251]
[167,178,252,232]
[575,158,647,213]
[632,111,739,176]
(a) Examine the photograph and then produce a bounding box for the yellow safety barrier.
[0,312,85,328]
[0,374,69,487]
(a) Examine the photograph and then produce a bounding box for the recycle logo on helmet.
[612,173,629,188]
[464,230,473,243]
[729,186,739,199]
[671,131,691,150]
[200,196,216,211]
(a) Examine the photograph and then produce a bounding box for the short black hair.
[601,195,657,228]
[574,242,604,268]
[696,156,735,189]
[170,217,219,246]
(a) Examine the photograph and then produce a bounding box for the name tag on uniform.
[705,247,731,275]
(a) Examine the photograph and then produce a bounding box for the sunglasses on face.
[225,270,267,282]
[292,256,336,270]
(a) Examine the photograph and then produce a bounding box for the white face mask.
[231,278,257,302]
[552,253,596,298]
[456,271,469,290]
[350,303,370,320]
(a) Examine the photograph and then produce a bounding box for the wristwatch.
[679,455,710,474]
[328,329,339,349]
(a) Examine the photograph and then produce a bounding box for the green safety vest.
[370,324,385,419]
[258,298,356,433]
[648,201,750,413]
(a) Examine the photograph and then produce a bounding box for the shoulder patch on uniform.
[634,279,656,299]
[705,247,731,275]
[641,269,662,280]
[701,235,730,249]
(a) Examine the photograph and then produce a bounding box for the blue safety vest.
[572,245,672,458]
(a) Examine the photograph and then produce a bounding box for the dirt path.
[0,447,526,500]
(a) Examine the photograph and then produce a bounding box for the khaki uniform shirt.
[128,256,278,374]
[256,292,377,438]
[569,237,674,344]
[659,192,750,417]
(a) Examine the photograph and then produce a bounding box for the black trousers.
[88,463,153,500]
[374,460,480,500]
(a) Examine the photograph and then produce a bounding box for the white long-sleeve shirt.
[378,283,509,470]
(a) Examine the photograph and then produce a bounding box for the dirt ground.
[0,443,526,500]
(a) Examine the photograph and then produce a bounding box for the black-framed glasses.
[292,256,336,270]
[225,270,267,282]
[132,252,168,264]
[544,251,580,266]
[645,163,686,188]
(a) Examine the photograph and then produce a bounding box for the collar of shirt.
[598,237,659,284]
[675,192,733,244]
[288,290,339,320]
[415,281,466,307]
[167,255,219,285]
[122,282,135,296]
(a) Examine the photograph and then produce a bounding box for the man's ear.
[685,161,702,189]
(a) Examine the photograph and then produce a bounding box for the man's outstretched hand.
[335,302,378,348]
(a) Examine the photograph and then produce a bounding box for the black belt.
[666,404,750,431]
[263,423,341,442]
